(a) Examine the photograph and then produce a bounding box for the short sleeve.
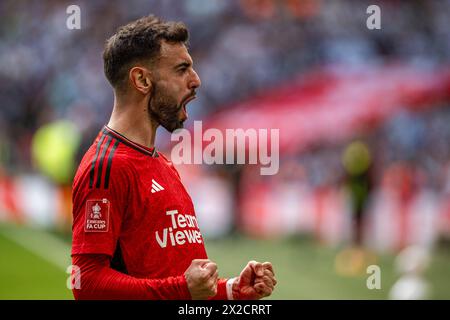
[71,158,130,257]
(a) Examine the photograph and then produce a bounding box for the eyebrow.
[174,61,192,70]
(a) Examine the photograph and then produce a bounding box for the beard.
[148,83,185,133]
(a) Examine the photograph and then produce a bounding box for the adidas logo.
[151,179,165,193]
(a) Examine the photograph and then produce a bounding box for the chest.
[129,159,197,232]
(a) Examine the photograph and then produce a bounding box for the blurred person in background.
[342,140,374,247]
[335,139,377,276]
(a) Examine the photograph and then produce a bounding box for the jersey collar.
[103,125,158,157]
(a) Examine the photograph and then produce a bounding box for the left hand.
[232,261,277,300]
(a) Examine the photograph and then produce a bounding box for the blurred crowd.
[1,0,450,172]
[0,0,450,249]
[227,106,450,250]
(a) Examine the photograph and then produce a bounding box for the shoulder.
[73,138,136,193]
[157,151,182,179]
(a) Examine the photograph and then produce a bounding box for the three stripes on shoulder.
[151,179,165,193]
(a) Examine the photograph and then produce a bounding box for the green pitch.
[206,236,450,299]
[0,223,449,299]
[0,226,73,299]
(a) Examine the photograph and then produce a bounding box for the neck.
[107,92,159,149]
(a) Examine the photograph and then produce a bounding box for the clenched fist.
[232,261,277,300]
[184,259,219,300]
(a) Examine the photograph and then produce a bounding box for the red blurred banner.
[204,64,450,155]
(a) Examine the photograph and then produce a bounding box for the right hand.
[232,261,277,300]
[184,259,218,300]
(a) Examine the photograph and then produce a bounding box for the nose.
[189,69,201,90]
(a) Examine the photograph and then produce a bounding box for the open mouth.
[181,95,196,119]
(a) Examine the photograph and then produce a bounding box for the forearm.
[72,254,191,300]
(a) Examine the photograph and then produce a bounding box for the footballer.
[71,15,277,300]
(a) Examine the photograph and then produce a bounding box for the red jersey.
[71,126,226,299]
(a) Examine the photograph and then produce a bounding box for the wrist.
[208,278,228,300]
[180,274,193,300]
[226,277,239,300]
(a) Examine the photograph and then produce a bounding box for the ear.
[129,67,152,95]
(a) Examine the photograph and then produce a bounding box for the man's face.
[148,41,201,133]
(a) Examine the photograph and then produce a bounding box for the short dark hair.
[103,15,189,90]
